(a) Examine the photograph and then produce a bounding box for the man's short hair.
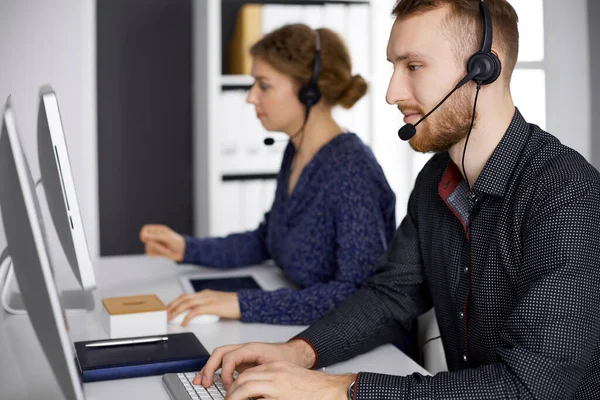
[392,0,519,83]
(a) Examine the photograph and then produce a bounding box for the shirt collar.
[471,107,531,197]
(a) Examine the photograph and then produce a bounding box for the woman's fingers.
[145,241,172,257]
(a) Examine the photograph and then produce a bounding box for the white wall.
[0,1,97,287]
[370,0,415,223]
[544,0,591,160]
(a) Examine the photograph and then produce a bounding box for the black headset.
[298,29,322,124]
[468,0,502,86]
[459,0,502,190]
[263,29,323,146]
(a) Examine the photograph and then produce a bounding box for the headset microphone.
[397,68,480,141]
[264,126,305,146]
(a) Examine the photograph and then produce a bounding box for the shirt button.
[458,312,464,320]
[463,354,468,362]
[464,266,469,274]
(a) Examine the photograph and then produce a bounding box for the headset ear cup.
[298,85,322,108]
[467,52,502,86]
[487,53,502,85]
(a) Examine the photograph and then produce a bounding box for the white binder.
[302,5,324,29]
[217,181,244,236]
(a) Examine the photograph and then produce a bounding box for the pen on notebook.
[85,336,169,348]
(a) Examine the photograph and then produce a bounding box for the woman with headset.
[140,24,396,326]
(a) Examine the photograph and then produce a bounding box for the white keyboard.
[162,372,228,400]
[179,372,226,400]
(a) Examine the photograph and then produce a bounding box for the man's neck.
[448,93,516,189]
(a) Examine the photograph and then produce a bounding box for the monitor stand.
[1,257,94,315]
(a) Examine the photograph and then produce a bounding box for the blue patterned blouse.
[182,133,396,325]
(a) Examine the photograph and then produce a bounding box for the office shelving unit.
[192,0,372,238]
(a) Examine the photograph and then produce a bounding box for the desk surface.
[0,255,428,399]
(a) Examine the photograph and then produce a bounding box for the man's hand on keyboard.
[196,341,316,387]
[224,361,355,400]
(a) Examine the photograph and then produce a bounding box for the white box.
[101,294,168,339]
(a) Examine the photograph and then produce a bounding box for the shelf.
[222,172,278,182]
[221,1,369,4]
[221,74,254,90]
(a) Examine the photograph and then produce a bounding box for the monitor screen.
[0,97,85,400]
[37,86,95,291]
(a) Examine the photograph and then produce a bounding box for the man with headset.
[196,1,600,398]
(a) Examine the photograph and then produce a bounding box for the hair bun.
[337,74,368,109]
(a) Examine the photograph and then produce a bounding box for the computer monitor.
[37,86,95,291]
[1,87,96,314]
[0,97,85,399]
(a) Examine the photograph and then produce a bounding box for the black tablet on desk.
[180,275,262,294]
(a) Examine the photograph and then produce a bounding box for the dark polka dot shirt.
[182,133,396,325]
[296,109,600,399]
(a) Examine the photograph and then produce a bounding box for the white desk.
[0,255,428,399]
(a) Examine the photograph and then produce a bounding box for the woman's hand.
[139,224,186,262]
[167,290,241,325]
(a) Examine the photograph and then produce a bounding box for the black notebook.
[75,332,210,382]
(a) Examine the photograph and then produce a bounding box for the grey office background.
[0,0,597,263]
[97,0,193,256]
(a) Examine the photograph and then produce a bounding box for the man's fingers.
[234,362,256,375]
[196,344,245,386]
[220,345,264,386]
[237,363,272,375]
[227,370,270,392]
[226,379,276,400]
